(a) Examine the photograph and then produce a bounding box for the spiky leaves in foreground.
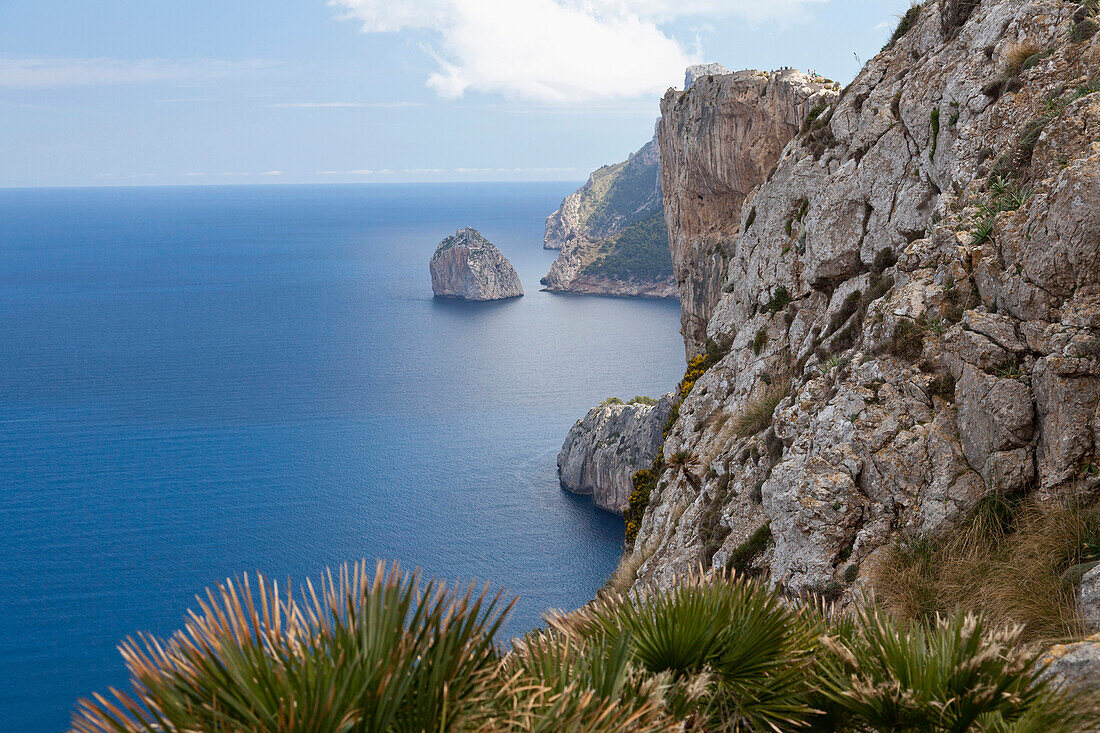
[817,607,1097,733]
[548,569,820,732]
[73,561,1100,732]
[497,632,677,733]
[72,561,514,733]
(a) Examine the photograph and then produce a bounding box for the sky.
[0,0,913,187]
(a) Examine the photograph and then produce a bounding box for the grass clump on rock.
[876,496,1100,642]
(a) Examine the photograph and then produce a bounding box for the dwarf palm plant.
[548,569,821,731]
[816,607,1098,732]
[71,561,513,733]
[495,632,677,732]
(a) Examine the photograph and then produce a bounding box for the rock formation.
[558,395,674,514]
[684,63,730,89]
[430,228,523,301]
[620,0,1100,602]
[660,69,839,357]
[541,134,676,298]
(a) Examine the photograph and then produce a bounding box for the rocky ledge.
[430,228,523,301]
[557,395,673,514]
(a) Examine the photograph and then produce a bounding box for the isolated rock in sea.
[623,0,1100,599]
[558,395,674,514]
[542,133,675,298]
[430,228,523,301]
[660,68,838,356]
[684,63,730,89]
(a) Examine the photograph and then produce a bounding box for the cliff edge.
[626,0,1100,605]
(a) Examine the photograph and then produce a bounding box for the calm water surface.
[0,183,684,731]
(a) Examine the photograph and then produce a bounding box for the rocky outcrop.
[659,69,839,356]
[558,395,674,514]
[1042,634,1100,690]
[626,0,1100,599]
[684,63,730,89]
[541,134,676,298]
[1079,565,1100,630]
[430,228,523,301]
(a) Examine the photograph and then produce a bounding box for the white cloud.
[331,0,829,103]
[262,170,284,176]
[0,57,272,89]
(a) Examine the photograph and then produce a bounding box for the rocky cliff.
[625,0,1100,602]
[557,395,674,513]
[659,69,840,356]
[430,228,523,301]
[541,135,676,298]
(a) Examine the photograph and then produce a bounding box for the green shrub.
[802,102,828,133]
[764,285,792,313]
[581,210,672,283]
[727,523,773,573]
[929,107,940,161]
[886,319,926,358]
[929,372,956,401]
[752,327,768,355]
[75,559,1100,733]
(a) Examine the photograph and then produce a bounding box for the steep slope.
[627,0,1100,600]
[542,135,675,297]
[660,69,840,356]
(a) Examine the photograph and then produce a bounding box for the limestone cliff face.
[659,69,839,356]
[542,136,676,298]
[558,395,674,514]
[430,228,523,301]
[629,0,1100,599]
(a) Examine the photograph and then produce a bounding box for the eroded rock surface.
[558,395,674,514]
[659,69,839,356]
[430,228,523,301]
[627,0,1100,601]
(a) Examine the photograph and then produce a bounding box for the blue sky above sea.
[0,0,912,187]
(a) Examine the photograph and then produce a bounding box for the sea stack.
[429,227,523,301]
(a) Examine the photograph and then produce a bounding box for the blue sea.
[0,183,684,731]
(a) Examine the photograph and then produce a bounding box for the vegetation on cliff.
[581,210,672,284]
[543,136,673,295]
[72,562,1100,733]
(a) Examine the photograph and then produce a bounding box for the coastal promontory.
[430,227,523,301]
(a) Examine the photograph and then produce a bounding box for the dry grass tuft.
[603,548,653,598]
[875,497,1100,642]
[1005,40,1042,76]
[731,380,791,439]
